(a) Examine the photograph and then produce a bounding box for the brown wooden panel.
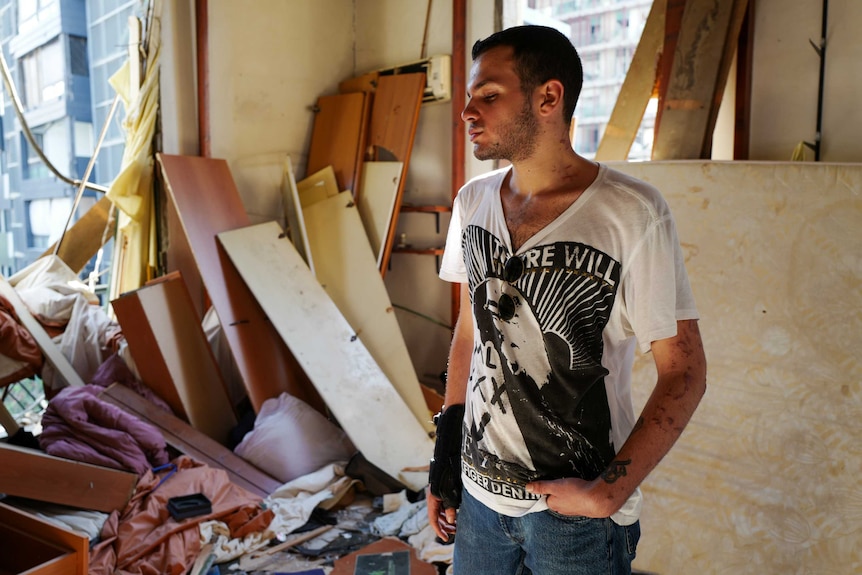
[652,0,737,159]
[99,383,281,497]
[155,153,323,413]
[367,73,425,275]
[0,444,137,513]
[306,92,369,195]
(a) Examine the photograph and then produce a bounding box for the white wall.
[750,0,862,162]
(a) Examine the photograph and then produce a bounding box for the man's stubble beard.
[473,98,539,163]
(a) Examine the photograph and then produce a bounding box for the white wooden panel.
[356,162,403,267]
[217,221,433,490]
[303,191,433,433]
[281,155,314,274]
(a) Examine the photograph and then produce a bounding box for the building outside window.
[524,0,656,160]
[20,37,65,108]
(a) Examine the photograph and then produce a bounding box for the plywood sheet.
[609,161,862,574]
[281,155,314,273]
[99,383,281,497]
[217,221,433,490]
[156,153,322,413]
[306,92,369,194]
[0,443,137,513]
[112,272,238,443]
[303,191,432,433]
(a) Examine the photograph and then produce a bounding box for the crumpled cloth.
[90,455,270,575]
[0,293,43,386]
[200,462,357,564]
[39,384,169,475]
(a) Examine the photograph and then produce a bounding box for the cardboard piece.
[217,221,434,491]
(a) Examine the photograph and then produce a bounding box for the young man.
[427,25,707,574]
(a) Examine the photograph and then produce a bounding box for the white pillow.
[234,392,357,484]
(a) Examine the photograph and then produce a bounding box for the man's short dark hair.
[472,25,583,121]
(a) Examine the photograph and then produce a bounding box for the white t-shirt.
[439,163,699,525]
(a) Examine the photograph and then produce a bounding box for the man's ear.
[537,80,565,117]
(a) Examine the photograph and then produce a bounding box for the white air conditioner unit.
[377,54,451,103]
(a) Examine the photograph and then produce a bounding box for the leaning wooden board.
[303,191,433,433]
[156,153,323,414]
[217,221,433,490]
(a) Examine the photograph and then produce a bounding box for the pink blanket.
[40,385,169,475]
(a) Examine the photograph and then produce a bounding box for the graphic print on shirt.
[461,224,620,501]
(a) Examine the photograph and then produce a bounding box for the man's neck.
[507,145,597,198]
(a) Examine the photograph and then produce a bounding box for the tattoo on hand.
[601,459,632,484]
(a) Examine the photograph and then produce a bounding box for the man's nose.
[461,99,477,123]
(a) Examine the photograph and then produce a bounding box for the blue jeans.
[453,490,640,575]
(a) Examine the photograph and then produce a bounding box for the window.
[17,0,58,34]
[26,197,71,249]
[20,37,64,108]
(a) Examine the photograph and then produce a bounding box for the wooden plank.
[303,191,433,433]
[40,196,114,274]
[0,502,88,575]
[99,383,281,497]
[111,272,238,444]
[306,92,369,195]
[356,161,403,267]
[0,443,136,513]
[654,0,687,138]
[652,0,737,159]
[155,153,323,414]
[296,165,340,209]
[0,277,85,389]
[595,0,667,161]
[367,73,425,275]
[217,221,434,491]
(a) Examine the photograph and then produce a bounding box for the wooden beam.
[654,0,687,140]
[0,443,137,513]
[702,0,750,158]
[99,383,281,497]
[595,0,666,161]
[156,153,324,414]
[40,196,114,274]
[0,276,86,388]
[652,0,738,159]
[217,221,434,491]
[733,0,754,159]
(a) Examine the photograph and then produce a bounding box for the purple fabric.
[90,353,175,415]
[40,385,169,475]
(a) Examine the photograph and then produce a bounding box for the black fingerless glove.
[428,404,465,510]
